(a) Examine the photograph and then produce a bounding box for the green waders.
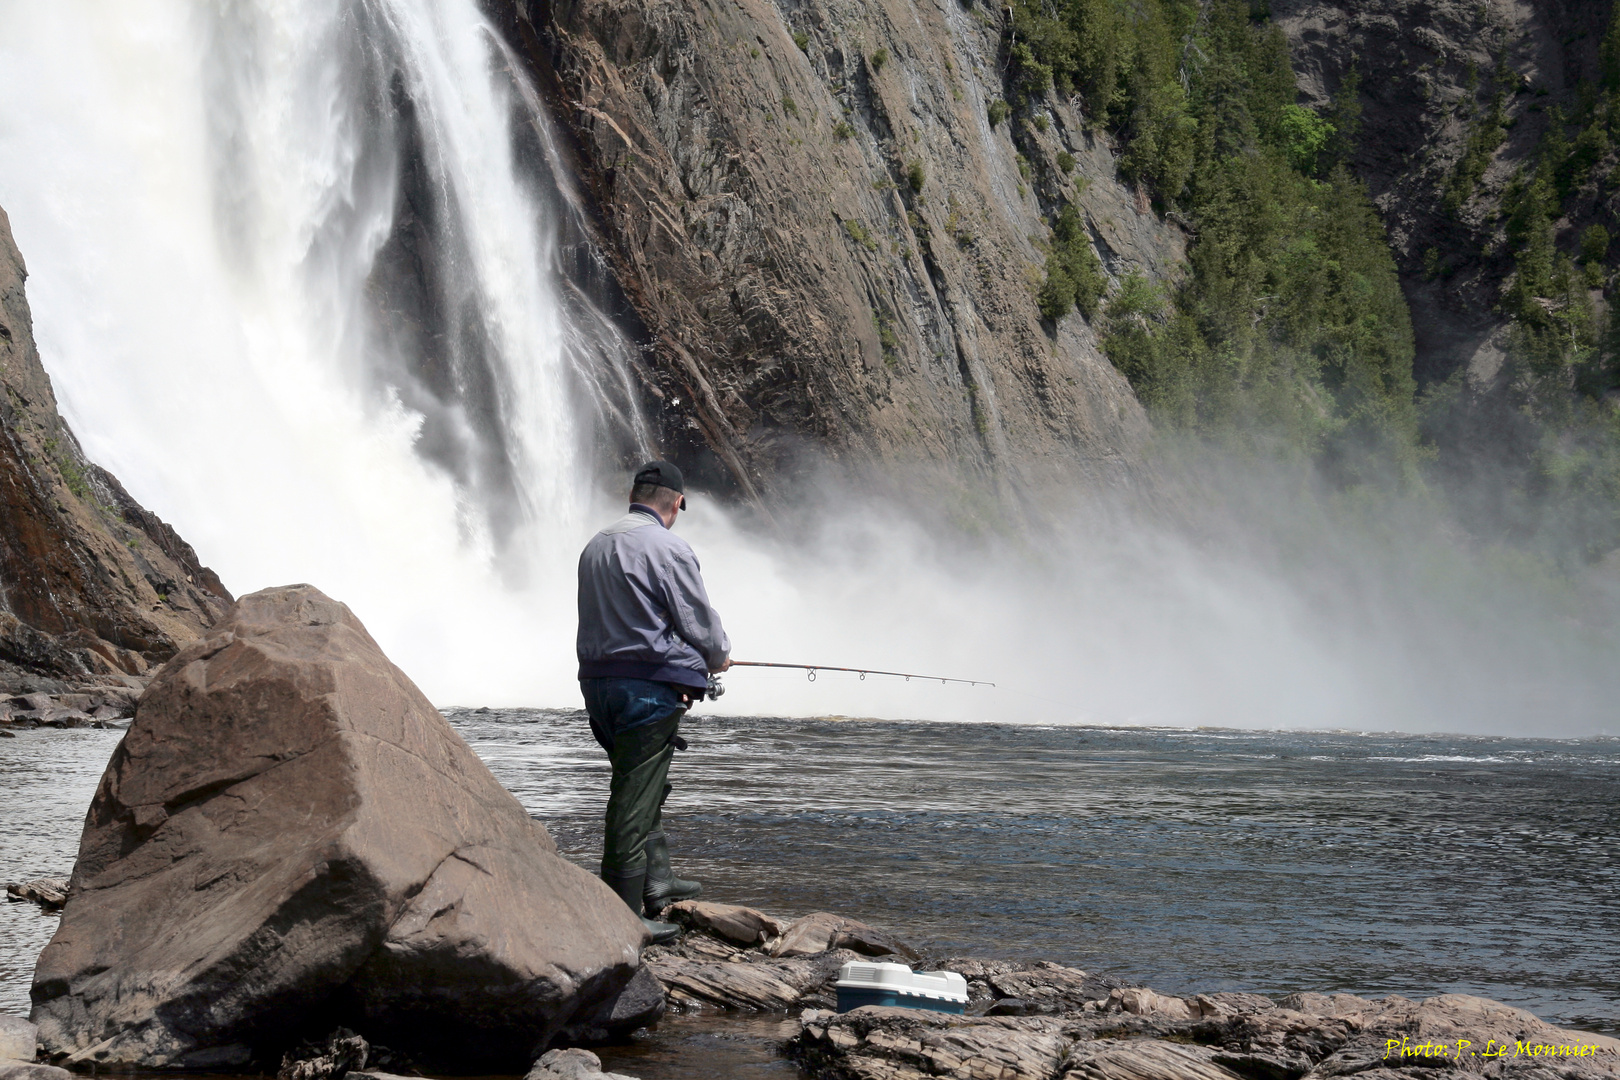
[599,710,681,874]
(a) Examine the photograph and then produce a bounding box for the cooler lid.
[835,961,969,1002]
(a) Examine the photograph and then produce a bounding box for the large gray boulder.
[30,585,646,1071]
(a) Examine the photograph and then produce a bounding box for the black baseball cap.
[634,460,684,493]
[634,461,687,510]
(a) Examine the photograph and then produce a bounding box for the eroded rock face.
[491,0,1173,506]
[30,585,646,1071]
[0,204,231,684]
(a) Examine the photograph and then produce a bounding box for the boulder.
[524,1047,639,1080]
[664,900,787,947]
[557,965,667,1043]
[276,1029,369,1080]
[768,912,919,961]
[30,585,648,1071]
[0,1015,36,1060]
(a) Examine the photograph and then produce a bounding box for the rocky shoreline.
[8,792,1619,1080]
[0,678,146,734]
[639,900,1620,1080]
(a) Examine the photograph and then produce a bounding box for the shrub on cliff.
[1037,203,1105,323]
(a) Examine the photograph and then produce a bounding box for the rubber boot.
[601,866,680,945]
[642,829,702,916]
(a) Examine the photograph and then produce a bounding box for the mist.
[1,1,1616,738]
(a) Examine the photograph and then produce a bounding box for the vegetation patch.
[1037,203,1106,323]
[843,218,880,252]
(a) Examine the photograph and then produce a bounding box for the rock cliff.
[1274,0,1614,386]
[490,0,1189,505]
[0,205,230,687]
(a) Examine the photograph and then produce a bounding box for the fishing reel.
[704,672,726,700]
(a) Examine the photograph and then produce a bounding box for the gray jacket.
[576,505,730,689]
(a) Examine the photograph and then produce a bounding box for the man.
[577,461,731,943]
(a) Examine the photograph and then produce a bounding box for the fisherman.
[577,460,731,943]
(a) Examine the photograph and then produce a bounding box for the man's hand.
[711,658,732,673]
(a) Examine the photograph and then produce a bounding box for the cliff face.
[1274,0,1614,386]
[491,0,1188,504]
[0,206,231,686]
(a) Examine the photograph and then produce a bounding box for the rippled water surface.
[3,714,1617,1070]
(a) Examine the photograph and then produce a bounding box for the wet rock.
[0,1016,36,1060]
[665,900,787,947]
[524,1047,639,1080]
[770,912,920,962]
[988,963,1112,1014]
[30,585,647,1071]
[4,879,68,910]
[646,955,813,1011]
[40,709,91,729]
[558,966,667,1043]
[277,1030,369,1080]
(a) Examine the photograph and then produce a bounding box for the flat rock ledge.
[641,903,1619,1079]
[789,991,1620,1080]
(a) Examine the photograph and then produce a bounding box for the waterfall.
[0,0,650,699]
[2,3,1616,732]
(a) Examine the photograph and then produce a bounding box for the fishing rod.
[705,660,993,698]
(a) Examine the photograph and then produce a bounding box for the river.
[4,712,1616,1078]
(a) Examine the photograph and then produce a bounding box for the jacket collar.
[628,503,669,528]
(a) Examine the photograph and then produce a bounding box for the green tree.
[1038,203,1106,322]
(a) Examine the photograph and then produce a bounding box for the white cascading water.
[2,2,1616,733]
[0,0,617,700]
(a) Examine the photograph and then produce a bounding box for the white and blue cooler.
[834,961,969,1014]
